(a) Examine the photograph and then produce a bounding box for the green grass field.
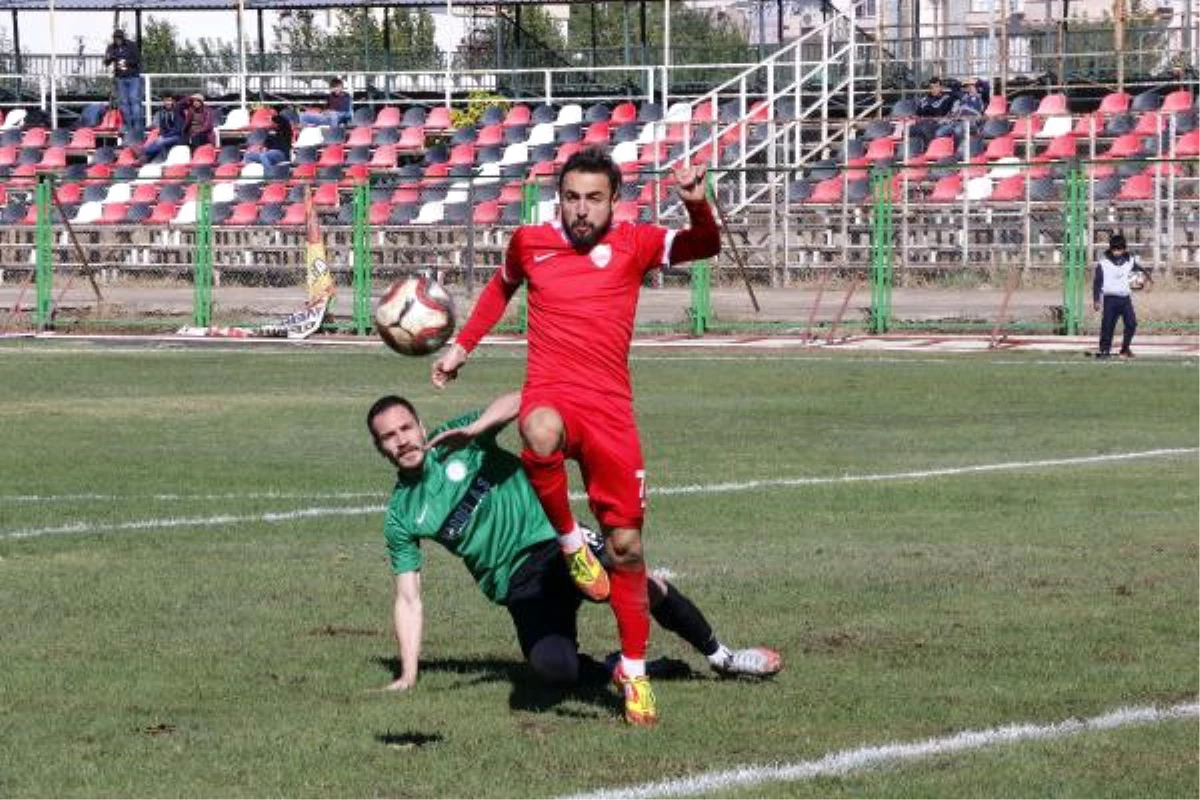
[1,341,1196,798]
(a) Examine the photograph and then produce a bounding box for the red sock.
[520,448,576,535]
[609,565,650,661]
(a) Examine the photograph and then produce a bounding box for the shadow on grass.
[373,654,699,719]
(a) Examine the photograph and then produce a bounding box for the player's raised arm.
[426,392,521,451]
[384,570,423,691]
[666,163,721,266]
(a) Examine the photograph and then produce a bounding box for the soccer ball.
[1129,271,1148,291]
[374,275,456,356]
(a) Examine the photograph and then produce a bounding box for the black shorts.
[503,539,584,658]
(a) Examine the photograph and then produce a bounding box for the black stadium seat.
[1009,94,1040,116]
[1130,90,1162,113]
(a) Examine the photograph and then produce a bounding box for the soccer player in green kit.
[367,391,781,694]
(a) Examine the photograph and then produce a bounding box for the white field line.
[0,490,384,504]
[563,701,1199,799]
[1,447,1195,541]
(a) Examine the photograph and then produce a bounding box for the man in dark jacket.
[243,111,294,167]
[102,29,144,141]
[1093,233,1150,359]
[141,94,187,162]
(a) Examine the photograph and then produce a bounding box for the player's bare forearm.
[433,272,517,388]
[386,573,423,691]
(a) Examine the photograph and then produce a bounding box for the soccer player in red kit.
[431,147,720,726]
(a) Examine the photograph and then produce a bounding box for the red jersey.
[470,220,673,401]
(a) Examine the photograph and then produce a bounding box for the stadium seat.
[426,105,452,133]
[1103,113,1136,137]
[531,104,557,126]
[146,201,178,224]
[257,203,285,226]
[15,127,44,150]
[131,182,159,204]
[1011,116,1044,138]
[610,102,637,126]
[1035,94,1068,116]
[977,134,1016,162]
[990,172,1026,201]
[1100,133,1147,160]
[582,120,611,146]
[95,108,122,136]
[66,127,97,155]
[1038,115,1073,139]
[214,162,242,179]
[85,162,114,180]
[472,199,501,225]
[503,104,531,129]
[402,106,427,128]
[321,126,346,145]
[476,123,504,148]
[368,145,398,171]
[1115,172,1154,201]
[803,176,844,204]
[889,98,918,119]
[1133,112,1163,136]
[97,201,130,224]
[1033,134,1077,162]
[527,122,555,148]
[479,106,505,127]
[988,156,1023,179]
[215,108,251,143]
[1009,95,1040,116]
[259,182,288,205]
[412,200,444,225]
[248,107,275,130]
[584,102,611,123]
[1161,90,1194,114]
[374,107,402,129]
[278,202,307,225]
[964,175,993,201]
[35,147,66,171]
[919,135,956,164]
[1071,111,1103,137]
[316,144,346,167]
[555,104,583,127]
[294,126,325,150]
[984,95,1008,117]
[343,126,373,148]
[554,141,583,166]
[1131,90,1162,112]
[224,201,259,225]
[350,107,375,128]
[1099,92,1132,115]
[927,173,963,202]
[189,144,217,168]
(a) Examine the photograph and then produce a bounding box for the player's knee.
[606,528,644,568]
[520,407,564,455]
[528,635,580,686]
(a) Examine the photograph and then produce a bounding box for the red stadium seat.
[396,126,425,154]
[147,202,179,224]
[226,201,260,224]
[610,102,637,126]
[260,182,289,204]
[1133,112,1163,136]
[613,200,639,223]
[36,146,66,171]
[0,145,17,166]
[342,163,369,185]
[85,162,114,180]
[1035,93,1068,116]
[1033,134,1077,162]
[554,141,583,165]
[977,134,1016,162]
[865,136,896,162]
[21,127,48,148]
[369,145,398,170]
[248,107,275,130]
[426,106,452,133]
[374,106,402,129]
[1116,172,1154,201]
[131,183,159,204]
[498,180,524,205]
[55,182,84,203]
[1098,92,1131,115]
[1175,129,1200,157]
[190,144,217,167]
[66,127,97,155]
[448,143,475,166]
[1072,111,1103,137]
[692,101,716,124]
[317,144,346,167]
[312,182,340,208]
[290,163,317,180]
[984,95,1007,117]
[927,173,963,202]
[368,200,391,226]
[503,104,531,128]
[476,123,504,148]
[803,176,844,204]
[990,173,1027,202]
[472,200,501,225]
[1100,133,1145,160]
[280,202,307,225]
[1160,90,1194,114]
[96,107,123,135]
[1011,116,1043,138]
[116,147,140,167]
[920,135,956,163]
[421,162,450,185]
[582,120,611,146]
[214,162,242,178]
[346,126,373,147]
[99,201,130,224]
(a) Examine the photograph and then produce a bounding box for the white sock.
[557,525,584,553]
[707,644,733,667]
[620,656,646,678]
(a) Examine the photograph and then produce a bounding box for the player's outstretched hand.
[673,162,708,204]
[426,424,477,453]
[431,343,468,389]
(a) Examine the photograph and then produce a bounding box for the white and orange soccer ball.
[374,275,456,356]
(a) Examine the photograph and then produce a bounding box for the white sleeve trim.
[661,229,678,267]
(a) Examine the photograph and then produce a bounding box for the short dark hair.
[558,146,621,197]
[1109,233,1127,250]
[367,395,419,435]
[330,77,344,88]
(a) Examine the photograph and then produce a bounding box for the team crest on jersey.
[590,243,612,269]
[445,461,467,482]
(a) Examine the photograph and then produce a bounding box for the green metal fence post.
[193,182,213,328]
[352,180,373,335]
[34,176,53,330]
[1062,166,1087,336]
[868,169,894,334]
[688,173,714,335]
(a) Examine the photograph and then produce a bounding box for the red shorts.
[520,387,646,531]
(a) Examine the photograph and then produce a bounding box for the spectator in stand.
[182,94,216,149]
[243,111,293,168]
[935,78,985,143]
[299,77,353,128]
[913,77,957,140]
[141,94,187,163]
[102,29,144,141]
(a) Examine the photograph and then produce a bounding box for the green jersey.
[383,410,557,604]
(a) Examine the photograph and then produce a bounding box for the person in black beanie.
[1093,233,1150,358]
